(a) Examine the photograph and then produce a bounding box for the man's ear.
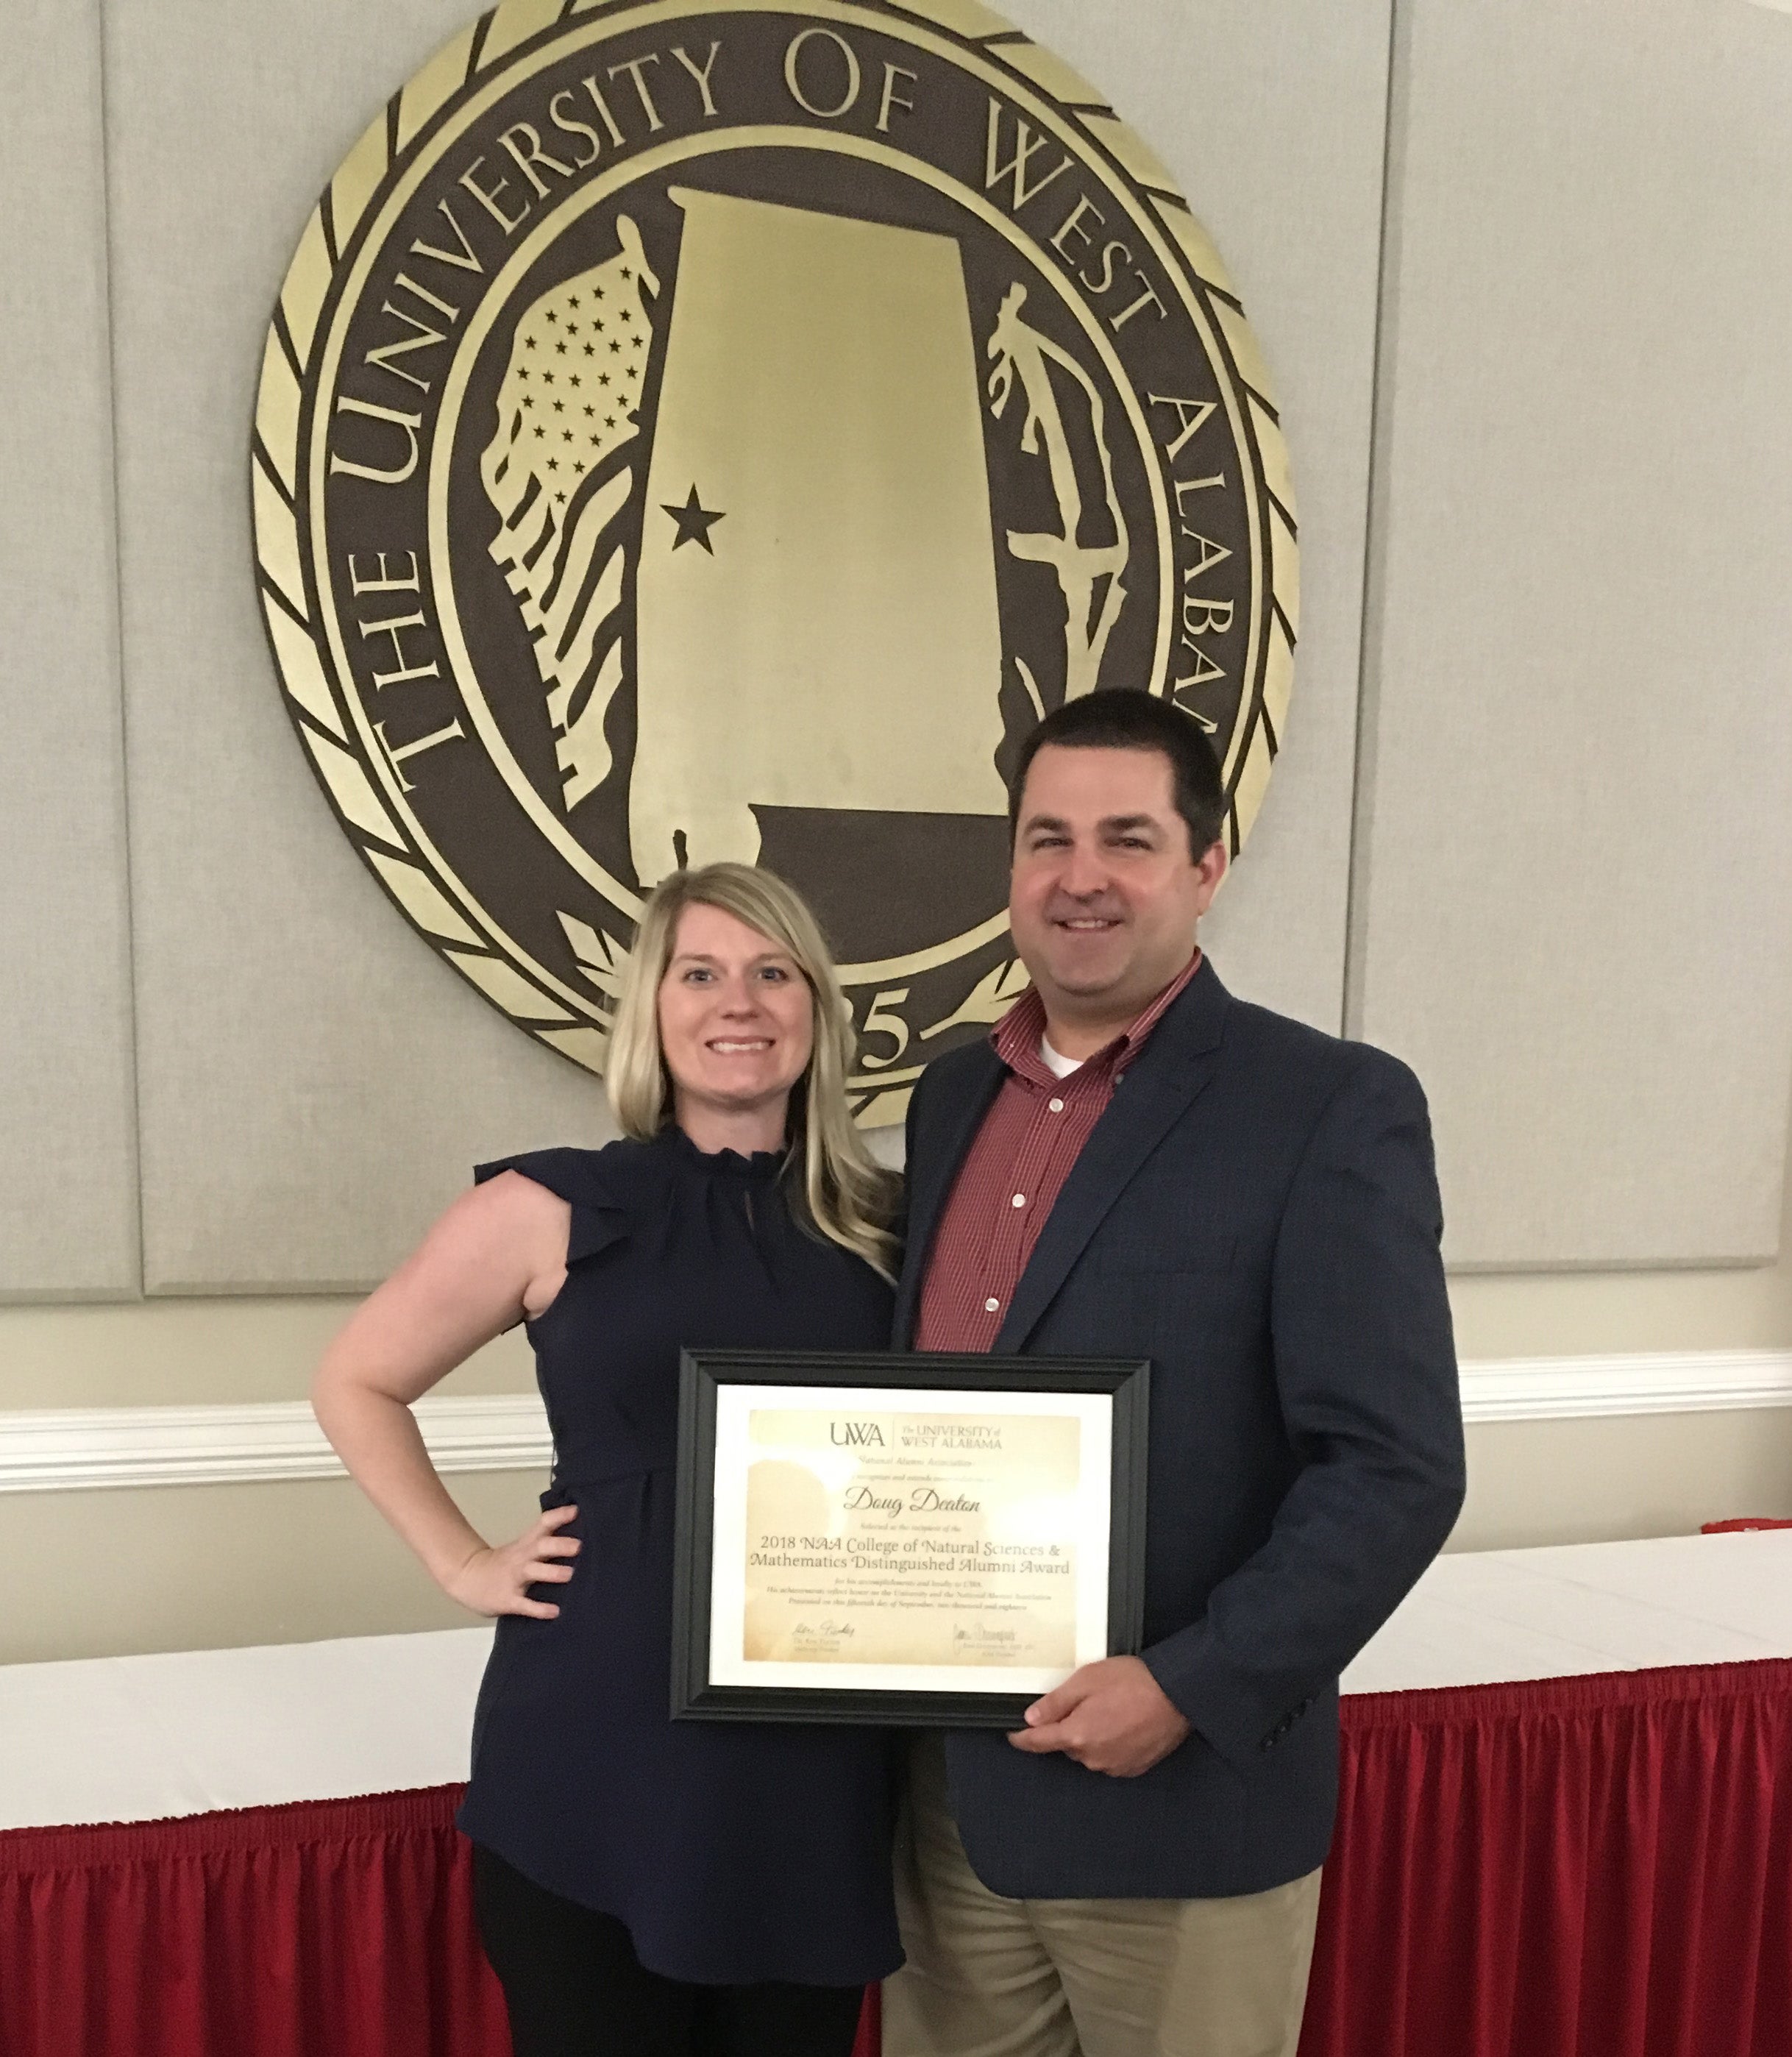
[1192,839,1229,916]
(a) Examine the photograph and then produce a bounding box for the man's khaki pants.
[882,1738,1320,2057]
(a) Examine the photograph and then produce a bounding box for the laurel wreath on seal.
[249,0,1299,1106]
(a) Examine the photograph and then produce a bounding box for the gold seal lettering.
[784,26,861,120]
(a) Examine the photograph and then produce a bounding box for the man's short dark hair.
[1008,690,1228,859]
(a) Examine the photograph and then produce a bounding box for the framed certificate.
[672,1350,1150,1725]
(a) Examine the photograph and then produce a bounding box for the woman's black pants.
[472,1845,869,2057]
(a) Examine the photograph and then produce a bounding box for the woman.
[313,864,903,2057]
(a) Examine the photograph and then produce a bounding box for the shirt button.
[1048,1098,1064,1114]
[1114,1071,1127,1085]
[984,1296,1000,1314]
[1011,1193,1026,1209]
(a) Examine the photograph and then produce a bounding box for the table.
[1316,1535,1792,2057]
[4,1534,1791,2056]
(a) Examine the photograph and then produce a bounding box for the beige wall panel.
[1453,1264,1792,1368]
[1449,1410,1792,1556]
[1451,1136,1792,1361]
[0,1298,536,1410]
[0,1468,545,1666]
[1450,1100,1792,1359]
[0,1,139,1299]
[1007,1,1395,1028]
[1353,0,1792,1267]
[105,0,611,1294]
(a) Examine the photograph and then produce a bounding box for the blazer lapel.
[993,962,1231,1355]
[894,1042,1005,1346]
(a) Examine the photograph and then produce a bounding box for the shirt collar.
[991,950,1202,1084]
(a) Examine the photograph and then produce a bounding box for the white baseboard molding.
[0,1352,1789,1493]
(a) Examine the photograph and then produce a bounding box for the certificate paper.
[707,1385,1114,1696]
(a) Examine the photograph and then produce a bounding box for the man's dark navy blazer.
[895,956,1465,1900]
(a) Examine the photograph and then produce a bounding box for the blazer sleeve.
[1141,1048,1466,1772]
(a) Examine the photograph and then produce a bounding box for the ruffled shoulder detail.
[474,1143,652,1265]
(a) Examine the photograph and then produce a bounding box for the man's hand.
[1007,1655,1190,1777]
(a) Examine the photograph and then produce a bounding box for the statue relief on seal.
[252,0,1297,1126]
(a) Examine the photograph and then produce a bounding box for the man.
[883,692,1465,2057]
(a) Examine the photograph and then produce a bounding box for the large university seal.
[252,0,1296,1124]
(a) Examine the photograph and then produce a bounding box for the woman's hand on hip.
[444,1504,581,1619]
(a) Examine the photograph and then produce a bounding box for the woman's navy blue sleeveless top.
[455,1128,902,1986]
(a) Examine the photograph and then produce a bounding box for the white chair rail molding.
[1,1351,1790,1493]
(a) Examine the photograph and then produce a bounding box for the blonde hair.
[606,863,900,1280]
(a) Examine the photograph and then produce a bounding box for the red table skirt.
[1298,1657,1792,2057]
[3,1659,1788,2057]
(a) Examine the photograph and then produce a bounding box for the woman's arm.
[313,1171,580,1620]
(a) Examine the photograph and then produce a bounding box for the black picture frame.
[672,1349,1151,1726]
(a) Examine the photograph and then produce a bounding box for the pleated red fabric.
[0,1783,879,2057]
[0,1787,503,2057]
[4,1665,1786,2057]
[1299,1659,1792,2057]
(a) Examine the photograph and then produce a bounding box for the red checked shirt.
[914,953,1202,1352]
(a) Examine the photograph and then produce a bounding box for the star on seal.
[661,484,725,553]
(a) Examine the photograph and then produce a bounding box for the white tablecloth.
[1339,1530,1792,1694]
[3,1532,1789,1835]
[0,1629,488,1833]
